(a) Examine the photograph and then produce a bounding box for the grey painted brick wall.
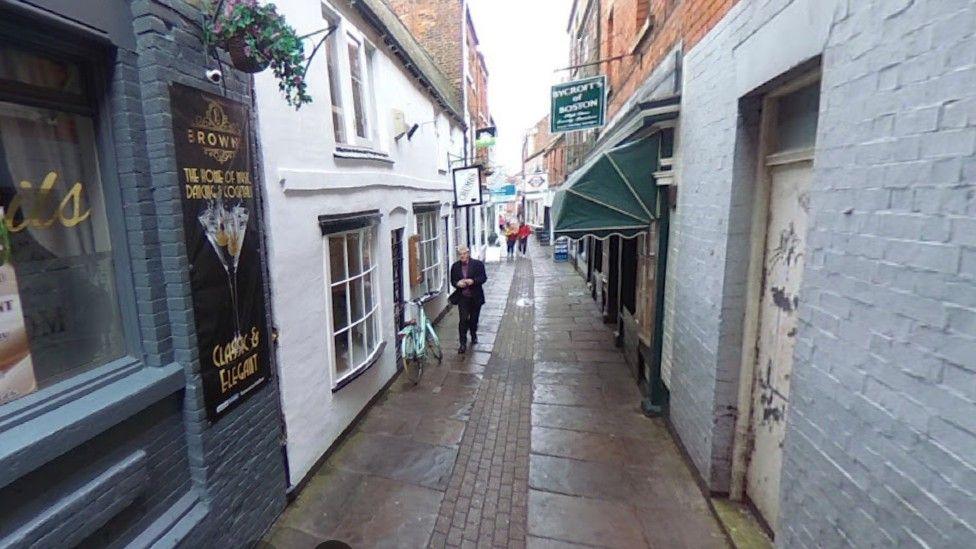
[779,0,976,546]
[669,0,976,545]
[126,1,287,546]
[0,1,285,546]
[668,0,787,492]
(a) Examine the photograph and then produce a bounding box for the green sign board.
[550,75,606,133]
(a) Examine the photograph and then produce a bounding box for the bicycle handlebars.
[409,291,439,305]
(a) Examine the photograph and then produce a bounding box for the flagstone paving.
[262,242,728,548]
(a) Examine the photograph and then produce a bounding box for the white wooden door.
[746,155,812,531]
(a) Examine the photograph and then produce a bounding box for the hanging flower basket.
[475,135,497,149]
[225,34,269,73]
[205,0,311,108]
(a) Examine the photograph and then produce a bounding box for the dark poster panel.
[169,84,270,421]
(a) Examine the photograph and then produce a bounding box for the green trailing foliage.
[205,0,312,108]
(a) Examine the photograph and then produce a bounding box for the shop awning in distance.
[552,134,661,240]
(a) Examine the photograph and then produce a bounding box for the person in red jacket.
[504,222,518,259]
[517,222,532,256]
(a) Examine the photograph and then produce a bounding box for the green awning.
[552,134,661,240]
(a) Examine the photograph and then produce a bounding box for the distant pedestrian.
[498,214,505,232]
[449,246,487,354]
[505,223,518,259]
[518,222,532,255]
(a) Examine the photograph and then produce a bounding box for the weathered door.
[746,155,812,530]
[391,228,405,369]
[605,236,620,323]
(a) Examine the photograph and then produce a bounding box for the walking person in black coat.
[449,245,487,354]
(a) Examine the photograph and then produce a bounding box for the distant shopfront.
[0,2,285,546]
[552,94,678,413]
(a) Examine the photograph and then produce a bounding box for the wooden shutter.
[408,234,424,285]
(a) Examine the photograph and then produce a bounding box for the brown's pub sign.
[169,83,271,421]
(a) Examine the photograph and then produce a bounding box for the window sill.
[0,361,185,489]
[332,340,387,393]
[630,17,655,55]
[420,288,444,298]
[334,145,394,165]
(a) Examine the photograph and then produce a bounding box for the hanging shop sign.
[550,75,606,133]
[453,165,484,207]
[490,184,518,203]
[526,171,548,191]
[170,83,271,422]
[0,211,35,406]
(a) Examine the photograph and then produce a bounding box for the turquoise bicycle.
[398,292,443,383]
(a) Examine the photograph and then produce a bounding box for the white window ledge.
[334,144,394,164]
[332,340,387,393]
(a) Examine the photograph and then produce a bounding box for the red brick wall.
[599,0,739,120]
[528,116,553,158]
[467,17,491,162]
[545,140,567,187]
[387,0,464,90]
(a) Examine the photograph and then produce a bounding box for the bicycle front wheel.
[426,325,443,363]
[403,354,425,384]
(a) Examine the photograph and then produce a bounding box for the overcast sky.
[468,0,573,175]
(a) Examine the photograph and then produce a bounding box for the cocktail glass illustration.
[199,199,248,337]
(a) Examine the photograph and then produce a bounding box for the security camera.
[206,69,223,84]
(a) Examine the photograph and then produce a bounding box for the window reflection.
[0,48,124,406]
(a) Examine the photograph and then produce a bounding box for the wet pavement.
[263,240,728,548]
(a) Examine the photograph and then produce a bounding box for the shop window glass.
[416,211,441,294]
[0,48,125,406]
[324,26,346,144]
[774,83,821,153]
[453,212,462,253]
[328,227,380,387]
[0,46,82,93]
[347,37,368,140]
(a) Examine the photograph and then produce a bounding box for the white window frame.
[320,4,380,150]
[453,210,463,253]
[436,114,448,173]
[416,211,443,294]
[321,5,345,144]
[326,227,382,388]
[346,33,370,142]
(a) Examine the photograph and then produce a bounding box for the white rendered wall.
[253,0,465,487]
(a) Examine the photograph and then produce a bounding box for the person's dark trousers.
[518,237,528,254]
[458,297,482,346]
[506,239,516,256]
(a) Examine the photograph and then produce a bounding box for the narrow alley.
[263,241,729,549]
[3,1,974,547]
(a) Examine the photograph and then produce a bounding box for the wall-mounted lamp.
[392,108,436,141]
